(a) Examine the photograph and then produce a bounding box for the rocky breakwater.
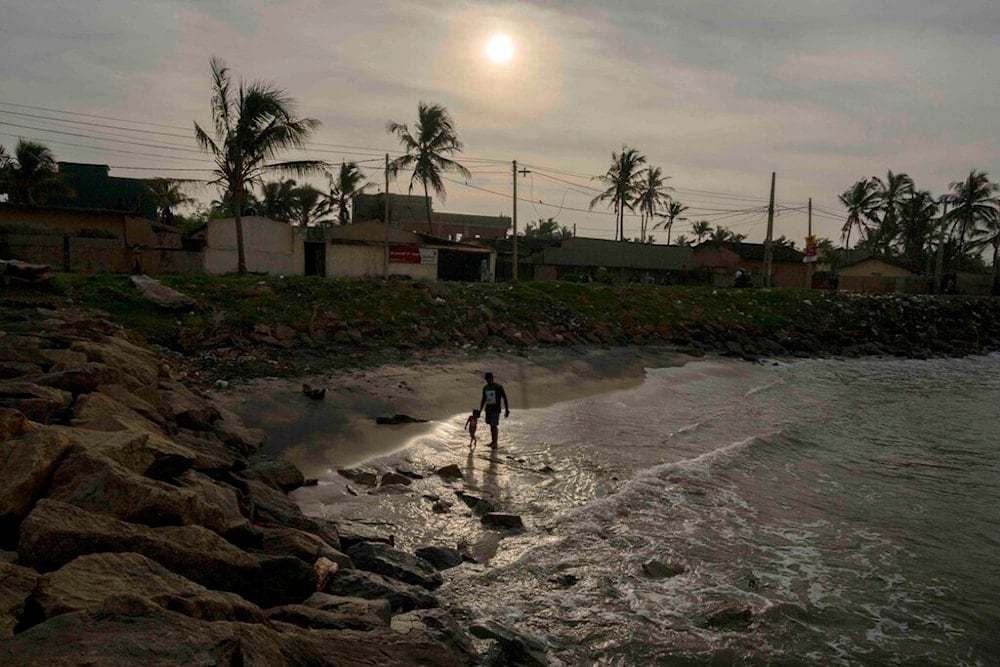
[0,308,478,665]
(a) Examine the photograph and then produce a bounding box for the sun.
[486,34,514,64]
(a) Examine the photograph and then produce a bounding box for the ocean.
[313,353,1000,665]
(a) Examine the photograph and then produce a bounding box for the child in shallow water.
[464,409,480,450]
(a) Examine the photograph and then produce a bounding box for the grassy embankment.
[3,274,999,377]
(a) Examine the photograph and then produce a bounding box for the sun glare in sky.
[486,34,514,63]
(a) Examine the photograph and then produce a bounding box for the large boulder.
[248,457,305,492]
[392,608,478,665]
[22,362,124,397]
[346,541,443,591]
[0,381,73,423]
[91,384,168,431]
[335,518,396,549]
[0,561,38,637]
[47,450,250,539]
[0,595,467,666]
[54,422,196,480]
[414,545,464,571]
[0,407,33,440]
[69,338,161,394]
[323,569,439,613]
[258,525,350,568]
[302,592,391,627]
[157,379,219,431]
[0,428,74,548]
[470,619,549,667]
[266,602,387,631]
[27,552,265,627]
[18,500,261,599]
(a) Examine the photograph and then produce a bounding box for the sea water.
[378,354,1000,665]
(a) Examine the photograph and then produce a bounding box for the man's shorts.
[484,409,501,426]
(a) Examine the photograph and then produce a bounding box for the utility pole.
[808,197,812,237]
[384,153,390,276]
[762,172,776,287]
[512,160,530,281]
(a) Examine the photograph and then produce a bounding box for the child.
[464,409,480,450]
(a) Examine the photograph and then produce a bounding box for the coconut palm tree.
[691,220,712,244]
[838,178,879,249]
[323,161,368,225]
[289,184,325,226]
[259,179,298,223]
[634,166,671,243]
[386,102,470,237]
[654,199,689,245]
[944,170,999,257]
[590,146,646,242]
[145,178,194,224]
[870,170,914,254]
[194,57,324,274]
[2,139,68,205]
[896,189,938,262]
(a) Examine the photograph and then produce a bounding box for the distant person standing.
[479,372,510,449]
[479,257,489,282]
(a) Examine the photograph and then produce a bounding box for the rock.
[548,573,578,588]
[93,384,168,431]
[346,541,443,590]
[1,595,466,666]
[210,405,266,457]
[236,477,316,533]
[302,592,391,627]
[258,525,350,569]
[69,338,161,394]
[0,428,74,548]
[314,556,339,591]
[435,464,464,480]
[22,362,126,397]
[249,457,305,492]
[157,379,219,431]
[172,428,249,473]
[17,500,271,603]
[266,603,387,631]
[379,471,412,487]
[174,470,255,543]
[414,546,463,571]
[641,558,686,579]
[323,569,439,613]
[392,608,477,664]
[27,552,265,627]
[375,414,428,425]
[0,360,42,378]
[0,381,73,423]
[0,407,32,440]
[469,619,549,666]
[254,556,319,609]
[337,467,379,487]
[705,604,754,630]
[481,513,525,529]
[0,561,38,638]
[61,412,196,480]
[335,519,395,550]
[48,450,251,539]
[432,500,453,513]
[455,491,497,515]
[130,275,196,310]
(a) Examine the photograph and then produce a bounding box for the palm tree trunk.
[234,189,247,275]
[992,240,1000,296]
[423,179,434,237]
[667,217,673,245]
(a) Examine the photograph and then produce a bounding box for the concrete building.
[352,193,509,240]
[46,162,158,220]
[692,241,809,288]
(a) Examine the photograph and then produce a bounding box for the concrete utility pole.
[512,160,530,281]
[808,197,812,237]
[383,153,390,276]
[762,172,776,287]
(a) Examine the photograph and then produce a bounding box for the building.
[46,163,158,220]
[692,241,808,288]
[0,203,191,274]
[198,217,492,281]
[352,193,510,240]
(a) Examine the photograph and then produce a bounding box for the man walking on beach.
[479,372,510,449]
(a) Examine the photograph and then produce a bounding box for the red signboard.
[389,245,422,263]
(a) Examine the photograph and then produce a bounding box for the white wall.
[327,244,436,280]
[204,217,304,275]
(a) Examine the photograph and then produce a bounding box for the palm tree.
[323,161,368,225]
[386,102,470,236]
[634,166,671,243]
[290,184,324,226]
[654,199,689,245]
[3,139,68,205]
[590,146,646,241]
[194,57,324,274]
[145,178,194,224]
[259,179,299,223]
[691,220,712,244]
[870,170,914,254]
[674,234,692,246]
[896,190,938,262]
[944,170,999,257]
[838,178,879,249]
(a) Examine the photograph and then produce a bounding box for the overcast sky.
[1,0,997,244]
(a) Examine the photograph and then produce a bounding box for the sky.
[1,0,997,245]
